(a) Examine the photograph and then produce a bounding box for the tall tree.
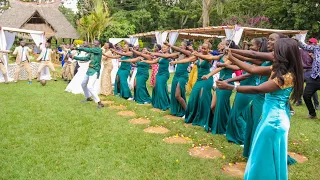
[202,0,228,27]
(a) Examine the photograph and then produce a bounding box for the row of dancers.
[70,34,303,179]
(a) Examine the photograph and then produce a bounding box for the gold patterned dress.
[100,49,113,96]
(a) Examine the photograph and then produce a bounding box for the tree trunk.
[202,0,211,27]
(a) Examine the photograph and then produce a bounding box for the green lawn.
[0,76,319,179]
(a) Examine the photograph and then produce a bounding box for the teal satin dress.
[170,62,190,117]
[185,60,213,127]
[226,71,257,144]
[243,61,271,157]
[114,56,132,99]
[211,56,234,134]
[244,76,293,180]
[134,61,151,104]
[151,58,170,110]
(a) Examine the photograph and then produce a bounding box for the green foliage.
[58,6,77,28]
[67,0,320,42]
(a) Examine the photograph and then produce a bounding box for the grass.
[0,72,319,179]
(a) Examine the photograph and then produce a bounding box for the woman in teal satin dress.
[229,34,297,165]
[218,38,303,180]
[222,38,268,145]
[120,48,152,104]
[142,45,179,110]
[172,42,222,127]
[209,40,238,134]
[166,42,193,117]
[109,44,133,100]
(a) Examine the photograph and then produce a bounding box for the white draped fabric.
[155,31,168,45]
[155,31,162,45]
[129,37,138,46]
[224,26,244,45]
[109,38,139,46]
[295,33,307,42]
[0,28,11,82]
[168,32,179,46]
[4,31,16,50]
[30,33,45,46]
[161,31,168,45]
[168,32,179,73]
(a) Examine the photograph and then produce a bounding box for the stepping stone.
[184,124,193,128]
[188,146,223,159]
[109,105,126,110]
[151,108,166,113]
[101,100,114,105]
[128,118,151,125]
[222,162,246,179]
[144,126,169,134]
[288,152,308,163]
[164,115,183,120]
[117,111,136,117]
[163,136,192,144]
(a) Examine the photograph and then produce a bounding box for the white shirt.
[43,48,49,61]
[21,47,27,61]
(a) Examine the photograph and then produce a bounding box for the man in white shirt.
[36,42,57,81]
[12,41,33,84]
[0,50,10,84]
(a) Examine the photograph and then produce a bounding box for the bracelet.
[233,84,238,92]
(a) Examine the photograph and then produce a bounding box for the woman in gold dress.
[100,42,114,96]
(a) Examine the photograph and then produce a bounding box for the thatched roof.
[0,0,79,39]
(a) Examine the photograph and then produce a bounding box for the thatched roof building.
[0,0,79,39]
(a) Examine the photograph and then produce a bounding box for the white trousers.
[81,73,100,103]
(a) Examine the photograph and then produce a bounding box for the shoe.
[54,79,57,81]
[68,80,71,83]
[28,81,32,84]
[306,115,318,119]
[315,105,320,110]
[127,97,134,101]
[240,145,244,148]
[182,115,185,119]
[290,111,295,116]
[295,102,302,106]
[97,102,104,109]
[81,97,93,103]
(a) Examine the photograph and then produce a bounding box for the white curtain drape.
[168,32,179,46]
[168,32,179,73]
[161,31,168,45]
[30,33,43,46]
[4,31,16,50]
[155,31,162,45]
[0,29,12,82]
[295,33,307,42]
[129,36,138,46]
[233,27,244,45]
[224,27,244,45]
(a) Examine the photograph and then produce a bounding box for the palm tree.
[77,0,111,43]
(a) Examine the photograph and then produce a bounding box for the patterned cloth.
[299,42,320,79]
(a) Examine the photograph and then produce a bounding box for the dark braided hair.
[271,38,303,103]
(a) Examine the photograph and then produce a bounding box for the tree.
[77,0,111,42]
[202,0,228,27]
[58,6,77,28]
